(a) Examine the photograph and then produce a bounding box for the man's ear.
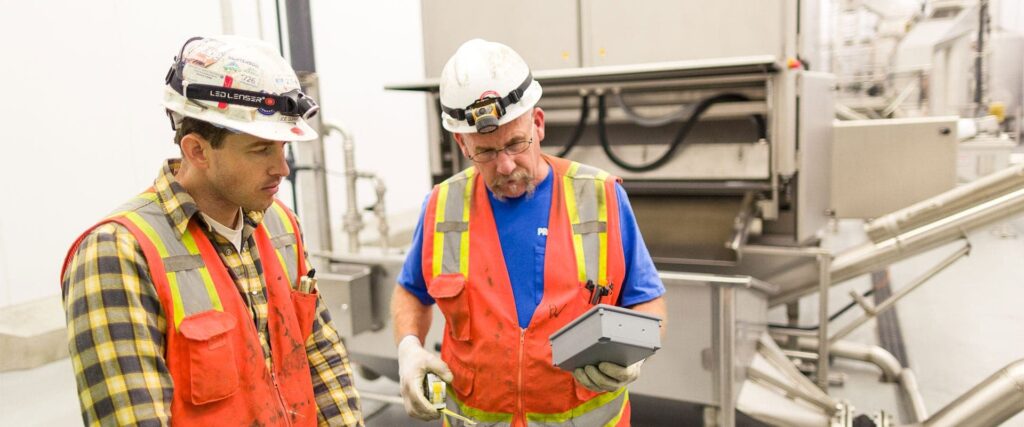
[452,133,470,158]
[532,107,546,143]
[180,133,211,169]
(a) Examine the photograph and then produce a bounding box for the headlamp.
[441,72,533,134]
[466,98,504,134]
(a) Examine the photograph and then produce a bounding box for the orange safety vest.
[422,155,631,427]
[61,191,319,426]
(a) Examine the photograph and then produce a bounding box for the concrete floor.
[3,217,1023,426]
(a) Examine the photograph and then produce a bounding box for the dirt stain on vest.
[549,303,566,319]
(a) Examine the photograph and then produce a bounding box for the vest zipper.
[517,328,526,425]
[270,370,294,427]
[247,310,292,427]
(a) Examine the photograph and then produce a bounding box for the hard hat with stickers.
[162,35,319,142]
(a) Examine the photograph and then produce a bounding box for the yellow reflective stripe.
[123,212,168,257]
[525,388,628,423]
[432,182,450,278]
[564,163,587,283]
[595,177,609,286]
[270,202,300,275]
[179,228,223,313]
[274,250,293,289]
[448,387,515,423]
[459,169,475,276]
[167,274,186,328]
[122,212,188,326]
[270,202,296,234]
[602,395,627,427]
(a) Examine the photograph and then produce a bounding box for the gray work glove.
[397,335,453,420]
[573,359,644,393]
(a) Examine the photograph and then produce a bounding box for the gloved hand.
[572,359,644,393]
[398,335,453,420]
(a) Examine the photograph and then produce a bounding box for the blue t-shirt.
[397,172,664,328]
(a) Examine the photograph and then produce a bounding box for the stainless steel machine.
[299,1,1024,426]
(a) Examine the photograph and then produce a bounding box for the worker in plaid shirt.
[60,36,363,426]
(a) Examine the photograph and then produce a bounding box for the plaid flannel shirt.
[61,159,363,426]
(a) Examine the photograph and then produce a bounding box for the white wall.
[0,0,430,308]
[309,0,431,252]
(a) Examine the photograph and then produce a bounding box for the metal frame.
[742,245,832,390]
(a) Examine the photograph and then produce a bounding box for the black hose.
[597,92,767,172]
[553,94,591,158]
[767,288,876,331]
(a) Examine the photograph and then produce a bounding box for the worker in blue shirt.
[390,38,666,425]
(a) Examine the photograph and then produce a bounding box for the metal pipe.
[756,334,839,410]
[295,73,334,254]
[716,287,736,427]
[815,253,831,391]
[793,338,902,382]
[900,369,929,423]
[323,123,364,254]
[829,243,970,343]
[359,172,391,252]
[359,391,404,405]
[918,358,1024,427]
[771,187,1024,306]
[865,163,1024,243]
[973,0,988,116]
[747,365,837,413]
[791,337,929,422]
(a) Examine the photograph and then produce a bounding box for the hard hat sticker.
[273,75,300,92]
[186,67,226,86]
[184,40,226,67]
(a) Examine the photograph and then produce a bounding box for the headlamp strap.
[168,70,314,118]
[442,72,533,121]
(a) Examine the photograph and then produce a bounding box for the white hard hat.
[163,35,319,142]
[439,39,542,134]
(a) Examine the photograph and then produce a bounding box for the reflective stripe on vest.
[432,164,610,287]
[112,194,222,328]
[563,162,611,287]
[265,200,301,287]
[433,168,476,277]
[444,387,628,427]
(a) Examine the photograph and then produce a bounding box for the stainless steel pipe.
[771,187,1024,306]
[917,358,1024,427]
[791,337,929,422]
[865,163,1024,243]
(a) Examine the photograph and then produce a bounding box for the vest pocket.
[447,356,475,397]
[179,310,240,405]
[290,289,318,343]
[427,274,472,342]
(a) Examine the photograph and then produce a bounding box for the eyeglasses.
[467,138,532,163]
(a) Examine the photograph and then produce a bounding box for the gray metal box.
[318,263,375,338]
[831,116,958,219]
[549,304,662,371]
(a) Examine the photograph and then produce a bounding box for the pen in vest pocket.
[298,268,318,293]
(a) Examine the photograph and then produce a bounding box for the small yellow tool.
[424,373,477,426]
[424,373,447,410]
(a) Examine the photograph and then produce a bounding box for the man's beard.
[489,168,535,201]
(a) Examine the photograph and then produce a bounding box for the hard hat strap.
[441,72,533,122]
